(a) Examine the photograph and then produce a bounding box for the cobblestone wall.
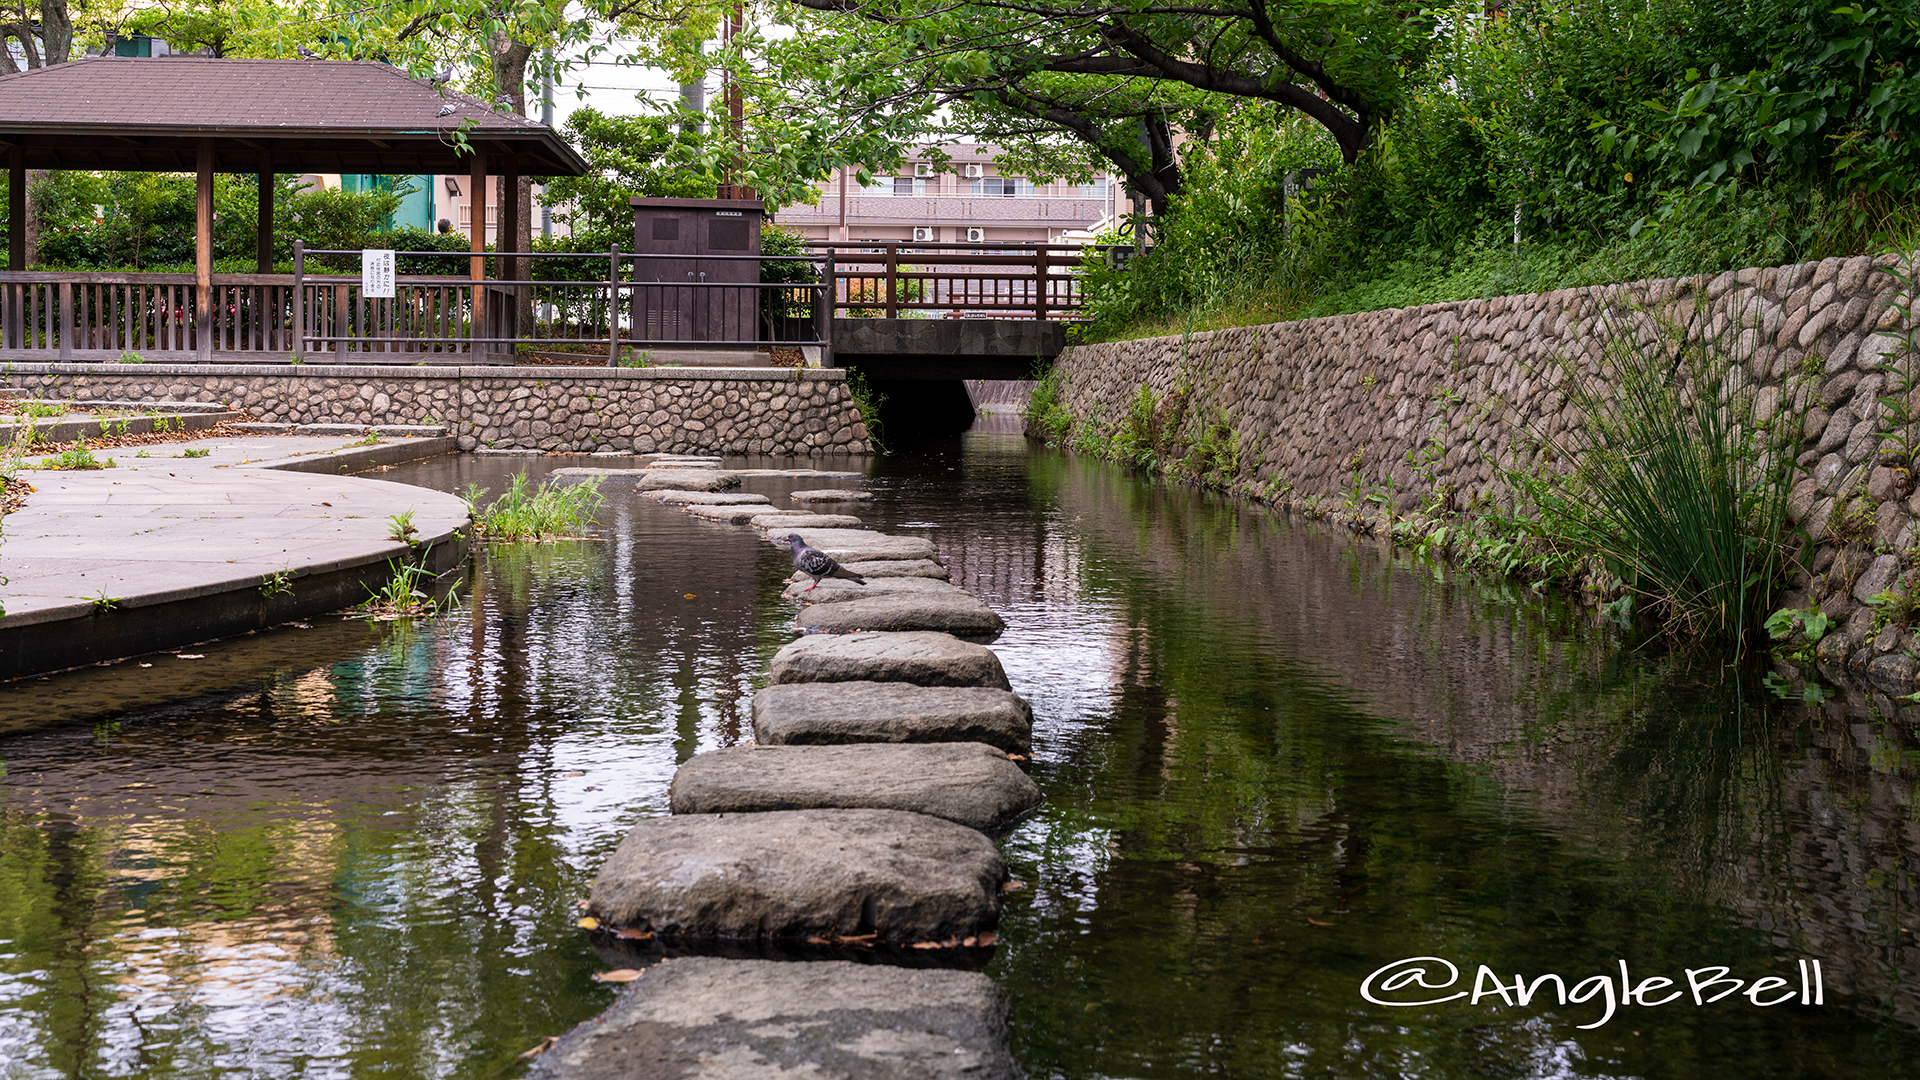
[0,365,871,456]
[1049,253,1919,691]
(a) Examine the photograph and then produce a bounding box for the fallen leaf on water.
[518,1036,557,1060]
[962,936,978,947]
[138,663,152,668]
[564,771,585,777]
[575,899,590,910]
[1002,880,1026,892]
[974,932,999,946]
[576,917,600,930]
[909,941,944,950]
[684,593,695,599]
[806,936,831,945]
[614,927,653,940]
[593,969,643,983]
[1307,918,1334,927]
[176,654,205,660]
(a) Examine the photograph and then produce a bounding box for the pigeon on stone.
[781,533,865,591]
[436,102,458,118]
[296,44,319,60]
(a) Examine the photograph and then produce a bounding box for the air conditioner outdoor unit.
[913,162,935,177]
[963,164,984,178]
[912,226,937,242]
[965,227,986,243]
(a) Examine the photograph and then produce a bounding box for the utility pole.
[719,2,752,199]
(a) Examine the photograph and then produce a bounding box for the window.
[892,177,927,196]
[970,177,1029,197]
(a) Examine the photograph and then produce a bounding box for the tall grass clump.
[463,471,605,540]
[1022,366,1074,444]
[1519,304,1793,647]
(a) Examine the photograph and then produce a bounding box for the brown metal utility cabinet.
[629,197,764,345]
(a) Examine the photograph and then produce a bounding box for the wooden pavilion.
[0,57,588,361]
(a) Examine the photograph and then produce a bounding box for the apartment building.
[774,145,1121,246]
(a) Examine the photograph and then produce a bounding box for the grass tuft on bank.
[463,471,605,541]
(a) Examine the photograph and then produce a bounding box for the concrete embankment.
[1048,252,1920,695]
[532,458,1037,1078]
[0,429,466,680]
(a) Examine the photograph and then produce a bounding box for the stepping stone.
[797,594,1005,641]
[646,455,723,468]
[640,490,770,506]
[768,631,1010,690]
[671,743,1040,832]
[587,809,1005,942]
[636,470,739,491]
[781,527,935,562]
[526,957,1021,1080]
[788,558,950,581]
[782,576,968,603]
[684,502,780,523]
[549,467,644,487]
[753,681,1033,754]
[730,468,866,479]
[755,513,862,530]
[790,488,875,504]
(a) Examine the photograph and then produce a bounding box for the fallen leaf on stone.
[684,593,695,599]
[592,969,643,983]
[176,654,205,660]
[1002,880,1025,892]
[614,927,653,940]
[835,933,878,945]
[576,899,590,910]
[962,936,978,947]
[139,663,152,668]
[519,1036,557,1060]
[1307,918,1334,927]
[974,932,999,946]
[1006,753,1029,761]
[576,917,600,930]
[909,941,944,950]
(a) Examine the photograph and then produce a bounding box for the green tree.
[539,107,713,249]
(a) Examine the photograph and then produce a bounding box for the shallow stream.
[2,430,1918,1078]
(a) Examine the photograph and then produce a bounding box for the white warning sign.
[362,249,396,298]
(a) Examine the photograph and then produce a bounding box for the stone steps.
[545,458,1042,1075]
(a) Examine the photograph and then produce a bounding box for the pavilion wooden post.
[469,148,488,357]
[6,144,23,271]
[256,151,274,274]
[195,139,214,361]
[499,164,521,341]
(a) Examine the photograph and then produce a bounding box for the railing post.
[607,244,621,367]
[292,241,306,362]
[58,281,72,360]
[884,245,898,318]
[1034,245,1049,322]
[334,282,348,362]
[817,250,836,369]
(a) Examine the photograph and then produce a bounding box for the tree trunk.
[488,31,537,338]
[23,169,44,267]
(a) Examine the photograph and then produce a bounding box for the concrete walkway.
[0,433,465,679]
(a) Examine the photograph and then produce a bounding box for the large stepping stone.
[810,558,950,580]
[768,631,1010,690]
[637,470,739,491]
[755,513,862,529]
[753,682,1033,754]
[647,456,723,468]
[782,576,968,603]
[797,594,1005,641]
[641,490,770,506]
[779,528,936,562]
[671,743,1040,832]
[587,809,1004,942]
[548,467,643,487]
[526,957,1021,1080]
[685,502,782,523]
[790,488,875,504]
[730,468,866,479]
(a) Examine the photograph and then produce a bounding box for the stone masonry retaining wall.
[0,364,871,456]
[1049,253,1920,691]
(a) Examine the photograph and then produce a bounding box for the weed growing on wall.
[844,370,887,454]
[1517,303,1794,646]
[1022,366,1074,445]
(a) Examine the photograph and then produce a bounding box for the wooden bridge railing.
[816,241,1125,321]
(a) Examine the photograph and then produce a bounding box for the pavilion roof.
[0,57,588,176]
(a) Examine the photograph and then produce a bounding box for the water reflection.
[0,439,1914,1078]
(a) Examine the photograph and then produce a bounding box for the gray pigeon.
[429,65,454,89]
[436,102,457,118]
[296,44,318,60]
[781,533,865,591]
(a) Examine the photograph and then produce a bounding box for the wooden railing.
[818,242,1122,321]
[0,243,1115,364]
